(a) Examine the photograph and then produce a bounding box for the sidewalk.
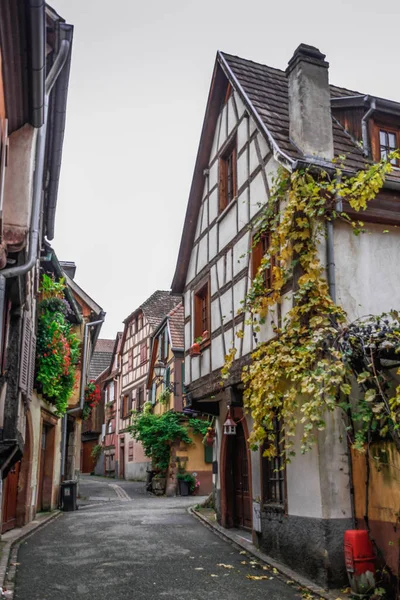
[0,511,61,598]
[190,507,350,600]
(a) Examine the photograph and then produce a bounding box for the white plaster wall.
[211,334,225,370]
[209,188,218,223]
[334,221,400,321]
[3,124,37,239]
[249,139,259,176]
[197,235,208,272]
[200,347,211,377]
[218,204,237,251]
[286,408,323,518]
[209,225,217,260]
[233,231,250,277]
[237,151,247,189]
[249,172,265,219]
[237,117,248,152]
[237,189,249,230]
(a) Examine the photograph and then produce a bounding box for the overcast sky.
[51,0,400,340]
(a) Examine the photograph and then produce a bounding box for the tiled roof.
[89,338,115,380]
[124,290,181,332]
[221,52,367,173]
[168,303,184,350]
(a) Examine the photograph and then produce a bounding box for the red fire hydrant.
[344,530,376,595]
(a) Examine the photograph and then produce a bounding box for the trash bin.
[60,480,78,511]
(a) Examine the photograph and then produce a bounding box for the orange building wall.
[351,442,400,575]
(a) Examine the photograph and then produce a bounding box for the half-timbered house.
[146,303,212,496]
[172,44,400,588]
[118,291,181,480]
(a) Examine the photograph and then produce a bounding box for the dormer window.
[379,129,398,164]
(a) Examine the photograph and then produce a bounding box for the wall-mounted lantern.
[154,360,166,380]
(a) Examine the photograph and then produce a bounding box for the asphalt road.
[14,475,308,600]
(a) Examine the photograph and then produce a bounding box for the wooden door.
[233,424,252,529]
[119,440,125,479]
[2,461,21,533]
[82,440,96,474]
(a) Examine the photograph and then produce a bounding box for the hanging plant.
[222,151,400,460]
[36,274,80,416]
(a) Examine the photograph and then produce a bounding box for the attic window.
[219,138,237,213]
[379,129,398,165]
[194,281,210,341]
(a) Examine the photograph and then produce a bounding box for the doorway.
[37,416,56,512]
[81,440,97,474]
[2,460,21,533]
[223,419,252,529]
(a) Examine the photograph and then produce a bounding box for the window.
[108,383,115,403]
[121,393,131,418]
[138,314,143,330]
[137,386,144,411]
[127,349,133,371]
[252,231,274,291]
[219,138,237,212]
[159,329,169,362]
[379,129,398,164]
[194,281,210,341]
[262,418,285,507]
[128,441,134,462]
[140,342,147,365]
[107,420,113,434]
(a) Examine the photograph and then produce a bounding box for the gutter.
[0,36,71,353]
[29,0,46,127]
[45,23,74,240]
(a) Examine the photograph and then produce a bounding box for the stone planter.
[152,477,166,496]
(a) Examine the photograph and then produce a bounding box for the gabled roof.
[64,273,103,316]
[168,303,184,350]
[123,290,181,331]
[171,49,400,294]
[95,332,123,384]
[89,338,115,380]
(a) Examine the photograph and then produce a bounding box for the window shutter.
[19,314,31,393]
[204,445,213,464]
[27,332,36,400]
[151,382,156,405]
[164,330,169,361]
[165,366,170,389]
[181,362,186,395]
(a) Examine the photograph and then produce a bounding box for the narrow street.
[14,476,309,600]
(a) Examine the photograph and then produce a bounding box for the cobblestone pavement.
[14,475,311,600]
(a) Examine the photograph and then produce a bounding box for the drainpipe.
[361,97,376,158]
[326,174,343,304]
[0,38,71,353]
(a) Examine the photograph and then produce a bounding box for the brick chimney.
[286,44,334,161]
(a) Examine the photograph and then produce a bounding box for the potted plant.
[177,471,196,496]
[189,337,202,357]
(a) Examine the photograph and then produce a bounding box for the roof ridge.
[220,50,286,76]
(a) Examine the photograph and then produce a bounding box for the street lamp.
[154,360,166,381]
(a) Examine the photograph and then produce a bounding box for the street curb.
[0,511,62,598]
[189,507,341,600]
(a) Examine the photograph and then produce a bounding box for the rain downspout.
[361,97,376,158]
[0,38,71,353]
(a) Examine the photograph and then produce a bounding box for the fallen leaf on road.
[286,580,295,584]
[217,564,234,569]
[239,551,247,555]
[262,566,269,571]
[240,561,247,565]
[246,575,269,581]
[210,574,218,578]
[194,567,204,571]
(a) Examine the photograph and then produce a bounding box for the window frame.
[219,136,237,213]
[370,119,400,166]
[251,231,275,292]
[261,418,287,511]
[193,279,210,344]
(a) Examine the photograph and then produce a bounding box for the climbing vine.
[223,152,400,460]
[128,410,209,471]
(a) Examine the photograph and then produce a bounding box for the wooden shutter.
[19,314,31,393]
[164,330,169,361]
[27,332,36,400]
[165,366,170,389]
